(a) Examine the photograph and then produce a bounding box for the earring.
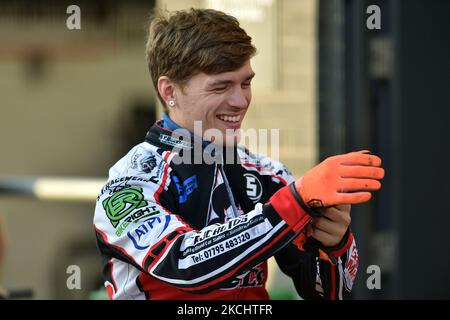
[168,99,176,107]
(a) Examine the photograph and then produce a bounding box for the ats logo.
[127,216,171,250]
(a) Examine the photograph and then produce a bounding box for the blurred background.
[0,0,449,299]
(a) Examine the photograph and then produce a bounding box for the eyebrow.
[208,73,256,87]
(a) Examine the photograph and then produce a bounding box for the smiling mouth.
[216,114,241,123]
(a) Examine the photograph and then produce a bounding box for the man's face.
[169,60,254,143]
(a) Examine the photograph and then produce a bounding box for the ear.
[157,76,176,104]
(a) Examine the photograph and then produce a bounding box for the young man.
[93,8,384,300]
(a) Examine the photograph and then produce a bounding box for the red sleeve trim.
[269,185,311,232]
[331,230,354,258]
[330,264,336,300]
[94,225,141,268]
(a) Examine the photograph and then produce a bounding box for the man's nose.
[228,87,249,109]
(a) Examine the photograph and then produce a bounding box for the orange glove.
[293,150,384,211]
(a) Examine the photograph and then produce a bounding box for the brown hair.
[146,8,257,109]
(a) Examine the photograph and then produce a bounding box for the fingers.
[312,216,337,231]
[310,224,341,247]
[338,178,381,192]
[316,208,351,238]
[319,205,351,224]
[338,151,382,167]
[339,165,385,180]
[312,218,349,242]
[310,209,350,247]
[301,151,384,208]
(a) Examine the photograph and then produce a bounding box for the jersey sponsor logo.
[140,154,157,173]
[190,215,251,247]
[181,215,264,254]
[131,153,158,174]
[179,220,268,270]
[98,176,159,199]
[173,175,198,203]
[222,265,265,290]
[244,173,263,203]
[115,205,160,236]
[159,134,193,149]
[102,187,148,227]
[127,215,171,250]
[344,241,359,291]
[110,181,132,193]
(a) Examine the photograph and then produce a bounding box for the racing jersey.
[93,116,359,300]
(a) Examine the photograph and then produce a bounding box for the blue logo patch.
[173,175,198,203]
[127,215,171,250]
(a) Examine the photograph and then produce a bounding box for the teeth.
[219,115,240,122]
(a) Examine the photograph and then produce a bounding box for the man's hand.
[295,150,385,209]
[307,204,351,247]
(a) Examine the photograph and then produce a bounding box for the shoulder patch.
[102,186,148,227]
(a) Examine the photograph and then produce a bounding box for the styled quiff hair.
[146,8,257,109]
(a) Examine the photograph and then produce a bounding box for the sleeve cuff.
[289,183,322,218]
[326,228,354,258]
[269,184,311,233]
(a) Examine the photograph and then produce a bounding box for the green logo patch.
[103,187,147,227]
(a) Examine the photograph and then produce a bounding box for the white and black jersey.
[93,119,358,300]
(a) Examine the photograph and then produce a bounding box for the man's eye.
[213,87,227,92]
[241,82,251,88]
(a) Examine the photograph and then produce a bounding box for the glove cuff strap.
[289,183,321,218]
